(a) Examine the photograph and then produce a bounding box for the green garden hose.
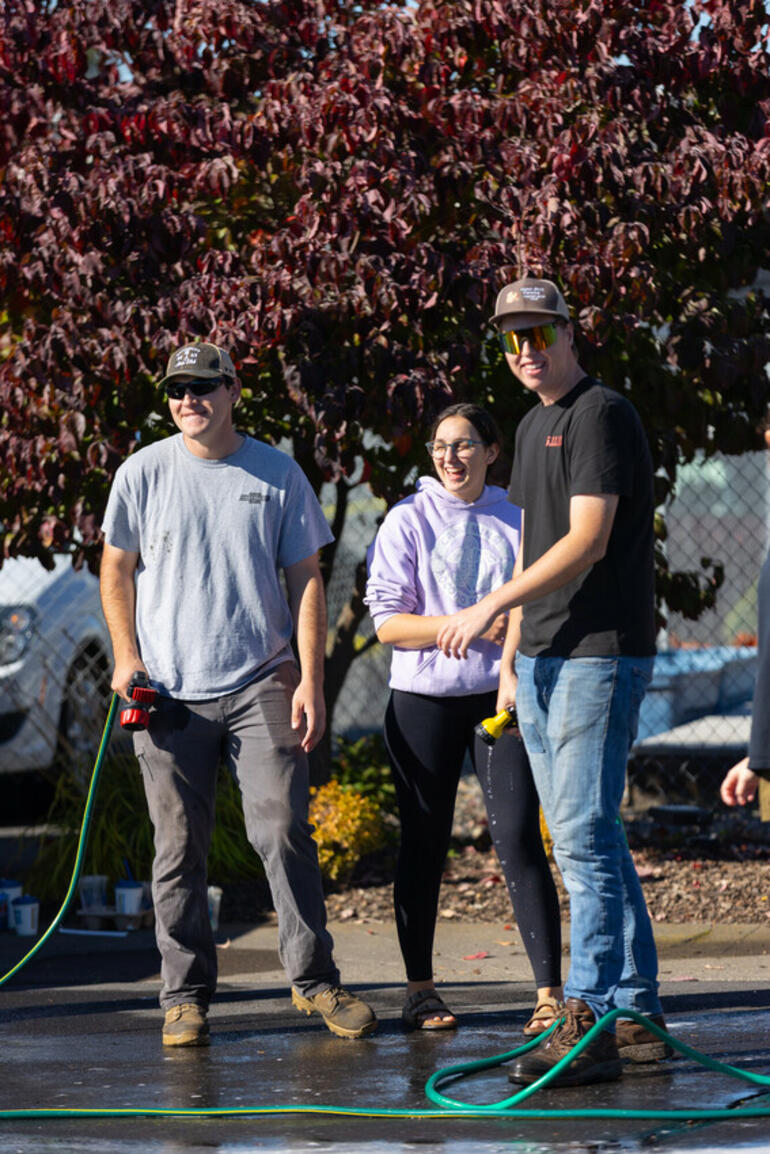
[0,692,119,991]
[1,692,770,1126]
[425,1009,770,1119]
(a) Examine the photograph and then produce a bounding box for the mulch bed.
[222,777,770,928]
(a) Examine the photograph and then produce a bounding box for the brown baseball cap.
[159,342,236,386]
[491,277,570,327]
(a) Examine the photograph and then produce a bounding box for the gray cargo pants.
[133,661,339,1010]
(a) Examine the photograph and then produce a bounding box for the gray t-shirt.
[102,433,334,699]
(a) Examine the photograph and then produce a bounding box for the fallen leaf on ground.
[462,951,491,960]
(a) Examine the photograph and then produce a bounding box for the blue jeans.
[515,654,661,1022]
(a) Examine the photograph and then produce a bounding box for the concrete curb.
[2,918,770,992]
[213,918,770,989]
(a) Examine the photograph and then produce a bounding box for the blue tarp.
[637,646,757,743]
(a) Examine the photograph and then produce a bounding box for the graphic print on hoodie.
[365,477,522,696]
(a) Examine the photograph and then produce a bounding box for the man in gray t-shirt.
[100,341,376,1047]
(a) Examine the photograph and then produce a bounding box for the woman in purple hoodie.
[365,403,563,1031]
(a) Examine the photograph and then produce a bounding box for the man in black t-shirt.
[436,277,669,1087]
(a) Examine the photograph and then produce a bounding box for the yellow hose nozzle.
[475,705,518,746]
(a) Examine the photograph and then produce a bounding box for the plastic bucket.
[12,895,39,937]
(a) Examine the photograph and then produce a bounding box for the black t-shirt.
[508,376,656,657]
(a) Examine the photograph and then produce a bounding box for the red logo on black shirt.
[545,435,563,447]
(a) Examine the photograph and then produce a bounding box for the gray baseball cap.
[491,277,570,327]
[159,342,236,386]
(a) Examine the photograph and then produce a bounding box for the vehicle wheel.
[1,770,55,824]
[55,646,111,786]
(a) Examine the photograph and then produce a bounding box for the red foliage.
[0,1,767,633]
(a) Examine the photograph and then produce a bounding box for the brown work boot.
[162,1003,210,1047]
[508,997,622,1087]
[292,985,377,1039]
[616,1013,673,1062]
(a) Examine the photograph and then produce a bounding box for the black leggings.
[384,688,562,987]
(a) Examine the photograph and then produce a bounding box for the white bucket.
[0,880,23,930]
[78,875,108,909]
[114,881,144,915]
[13,895,39,937]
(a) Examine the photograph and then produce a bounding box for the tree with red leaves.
[1,0,769,750]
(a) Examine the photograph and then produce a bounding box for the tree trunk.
[309,556,376,787]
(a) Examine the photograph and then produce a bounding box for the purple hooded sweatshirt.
[365,476,522,696]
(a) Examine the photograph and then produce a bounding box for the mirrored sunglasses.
[498,323,559,357]
[165,377,225,400]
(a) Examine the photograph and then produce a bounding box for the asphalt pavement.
[1,913,770,1152]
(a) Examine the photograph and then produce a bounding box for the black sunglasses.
[165,377,226,400]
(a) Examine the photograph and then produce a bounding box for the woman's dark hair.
[430,402,502,448]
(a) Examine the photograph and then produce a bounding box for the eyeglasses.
[498,323,559,356]
[165,377,226,400]
[425,438,483,458]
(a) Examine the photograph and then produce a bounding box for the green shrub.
[27,729,398,902]
[331,732,398,818]
[27,754,264,902]
[309,779,386,882]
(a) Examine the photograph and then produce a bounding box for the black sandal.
[402,988,458,1031]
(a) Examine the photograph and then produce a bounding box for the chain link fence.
[626,450,768,806]
[323,485,391,740]
[332,451,769,808]
[2,452,767,808]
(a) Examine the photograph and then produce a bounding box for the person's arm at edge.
[721,550,770,806]
[436,492,620,658]
[285,551,327,753]
[720,757,760,806]
[100,542,146,700]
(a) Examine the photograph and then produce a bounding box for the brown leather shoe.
[292,985,377,1039]
[162,1003,210,1047]
[616,1013,673,1062]
[508,998,622,1087]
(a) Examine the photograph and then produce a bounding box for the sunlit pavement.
[1,918,769,1153]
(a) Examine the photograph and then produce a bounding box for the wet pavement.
[1,917,770,1152]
